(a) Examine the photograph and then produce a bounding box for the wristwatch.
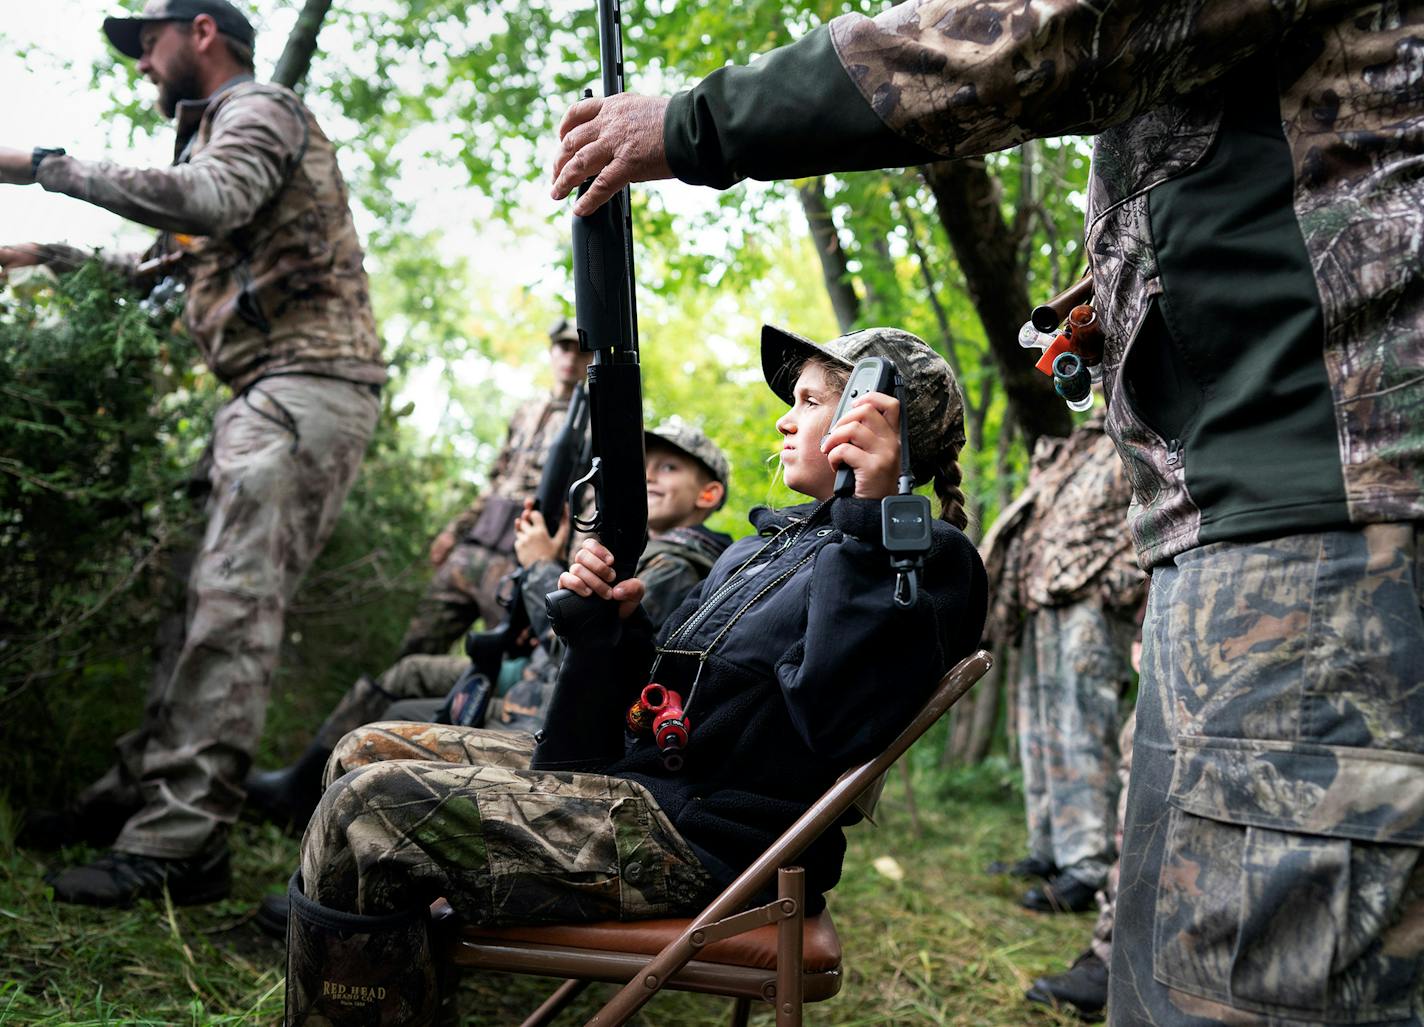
[30,147,66,181]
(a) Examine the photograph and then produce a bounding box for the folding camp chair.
[446,649,993,1027]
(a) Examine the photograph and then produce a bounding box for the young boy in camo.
[282,326,987,1025]
[245,420,734,831]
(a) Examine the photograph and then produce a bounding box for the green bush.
[0,263,457,805]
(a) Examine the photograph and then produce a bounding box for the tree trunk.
[891,185,983,449]
[922,159,1072,448]
[796,179,860,334]
[272,0,336,91]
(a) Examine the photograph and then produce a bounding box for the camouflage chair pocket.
[1153,735,1424,1022]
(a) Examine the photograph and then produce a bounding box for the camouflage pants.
[300,722,717,923]
[1111,524,1424,1026]
[1018,600,1135,888]
[95,376,379,858]
[395,539,513,658]
[313,655,467,750]
[1089,711,1135,967]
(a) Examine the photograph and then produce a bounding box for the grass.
[0,749,1092,1026]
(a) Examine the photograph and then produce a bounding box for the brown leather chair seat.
[457,910,842,972]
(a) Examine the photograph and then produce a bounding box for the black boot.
[1021,872,1099,913]
[46,840,231,908]
[245,741,332,833]
[1025,950,1108,1020]
[285,873,440,1026]
[985,855,1058,880]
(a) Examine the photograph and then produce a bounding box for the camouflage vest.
[833,1,1424,566]
[1087,9,1424,565]
[174,81,384,392]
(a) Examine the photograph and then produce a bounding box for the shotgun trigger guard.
[569,458,602,533]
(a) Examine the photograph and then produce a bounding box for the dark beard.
[156,55,204,118]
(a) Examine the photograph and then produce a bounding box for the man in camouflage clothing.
[399,320,594,656]
[554,3,1424,1022]
[244,419,732,831]
[0,0,387,908]
[981,412,1146,914]
[1026,710,1136,1020]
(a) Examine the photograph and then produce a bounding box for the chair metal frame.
[449,650,994,1027]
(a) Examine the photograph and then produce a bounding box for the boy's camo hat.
[105,0,257,59]
[646,419,730,486]
[761,324,967,485]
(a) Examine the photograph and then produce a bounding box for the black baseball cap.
[104,0,257,60]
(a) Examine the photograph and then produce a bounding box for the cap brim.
[760,324,854,405]
[643,431,707,479]
[103,16,151,59]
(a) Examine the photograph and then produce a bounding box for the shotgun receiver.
[545,0,648,642]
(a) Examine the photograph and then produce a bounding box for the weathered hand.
[0,148,34,186]
[821,392,903,500]
[557,538,645,619]
[550,93,673,216]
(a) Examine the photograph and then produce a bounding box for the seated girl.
[284,325,988,1025]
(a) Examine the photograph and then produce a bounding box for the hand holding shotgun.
[544,0,649,644]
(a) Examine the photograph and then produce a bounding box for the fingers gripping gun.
[1019,274,1103,411]
[464,383,591,683]
[545,0,649,644]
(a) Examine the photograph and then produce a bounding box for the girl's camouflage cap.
[761,324,967,484]
[104,0,256,60]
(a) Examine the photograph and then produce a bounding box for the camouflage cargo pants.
[1018,600,1135,888]
[1089,711,1135,967]
[1111,524,1424,1025]
[313,654,467,750]
[98,375,379,858]
[300,722,717,923]
[395,539,514,658]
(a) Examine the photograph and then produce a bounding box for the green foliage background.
[0,2,1099,1020]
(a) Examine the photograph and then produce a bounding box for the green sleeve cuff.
[663,24,939,189]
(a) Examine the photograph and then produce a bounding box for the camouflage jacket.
[491,523,732,734]
[831,1,1424,565]
[37,77,384,393]
[980,415,1146,646]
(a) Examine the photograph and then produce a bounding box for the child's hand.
[821,391,902,500]
[557,539,645,619]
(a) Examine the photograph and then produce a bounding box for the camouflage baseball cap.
[104,0,256,60]
[761,324,967,484]
[646,419,730,486]
[548,317,580,346]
